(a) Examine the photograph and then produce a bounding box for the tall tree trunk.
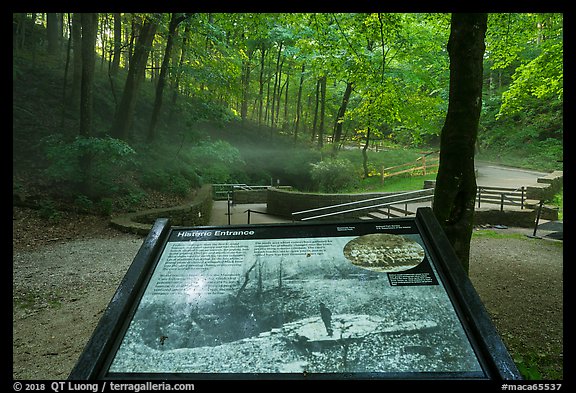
[60,13,73,127]
[70,13,82,106]
[110,15,158,141]
[99,13,108,71]
[46,13,61,56]
[362,127,371,178]
[240,49,253,123]
[110,13,122,76]
[311,78,320,142]
[332,81,353,152]
[78,13,98,196]
[318,75,327,149]
[275,60,284,127]
[283,70,290,129]
[147,13,187,142]
[258,45,267,127]
[79,13,98,138]
[171,22,190,109]
[294,63,305,140]
[433,13,488,274]
[271,42,283,129]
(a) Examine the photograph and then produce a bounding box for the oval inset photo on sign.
[343,233,425,272]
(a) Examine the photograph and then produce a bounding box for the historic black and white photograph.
[109,232,483,376]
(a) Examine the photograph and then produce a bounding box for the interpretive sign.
[69,208,521,380]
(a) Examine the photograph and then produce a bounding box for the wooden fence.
[381,151,439,183]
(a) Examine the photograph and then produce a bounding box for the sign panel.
[70,208,521,380]
[103,218,486,378]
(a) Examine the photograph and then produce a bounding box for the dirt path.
[12,208,563,380]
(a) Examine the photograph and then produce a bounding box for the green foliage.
[499,41,563,117]
[73,195,94,213]
[42,134,137,198]
[38,199,61,223]
[187,140,245,184]
[13,12,562,214]
[114,190,147,211]
[310,157,359,192]
[139,165,201,198]
[515,355,543,380]
[135,138,242,198]
[97,198,114,216]
[549,189,563,220]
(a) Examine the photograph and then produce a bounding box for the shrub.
[310,158,359,193]
[42,134,136,198]
[186,140,245,184]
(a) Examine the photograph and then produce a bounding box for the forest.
[12,12,563,216]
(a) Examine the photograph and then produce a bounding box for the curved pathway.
[475,160,548,188]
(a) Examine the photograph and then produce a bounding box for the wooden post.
[423,155,427,176]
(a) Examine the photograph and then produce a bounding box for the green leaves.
[498,40,563,117]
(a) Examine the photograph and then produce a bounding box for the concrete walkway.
[208,200,291,226]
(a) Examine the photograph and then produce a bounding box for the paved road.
[475,160,548,188]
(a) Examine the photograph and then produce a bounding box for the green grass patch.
[335,145,439,193]
[13,289,64,311]
[549,189,563,221]
[356,173,438,192]
[505,338,564,380]
[472,229,528,240]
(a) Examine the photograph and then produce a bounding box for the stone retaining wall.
[233,186,293,204]
[110,184,213,235]
[526,170,563,201]
[474,209,537,228]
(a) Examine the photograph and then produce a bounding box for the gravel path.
[12,209,563,380]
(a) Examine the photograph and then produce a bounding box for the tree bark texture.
[70,13,82,106]
[332,81,353,151]
[294,63,305,140]
[258,45,267,126]
[147,13,187,142]
[110,16,158,141]
[78,13,98,196]
[79,13,98,138]
[318,75,327,148]
[240,49,253,123]
[433,13,487,274]
[110,13,122,76]
[46,13,61,55]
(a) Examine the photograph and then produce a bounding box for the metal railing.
[291,188,435,221]
[476,186,526,211]
[290,185,527,222]
[212,184,271,201]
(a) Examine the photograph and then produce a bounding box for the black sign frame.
[69,207,522,381]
